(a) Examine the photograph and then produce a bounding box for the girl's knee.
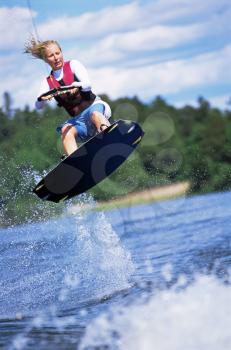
[61,125,77,138]
[91,111,103,120]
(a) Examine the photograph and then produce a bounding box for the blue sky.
[0,0,230,110]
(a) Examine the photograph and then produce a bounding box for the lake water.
[0,191,231,349]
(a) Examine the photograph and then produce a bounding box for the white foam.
[79,273,231,350]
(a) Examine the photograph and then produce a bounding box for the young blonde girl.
[25,38,111,156]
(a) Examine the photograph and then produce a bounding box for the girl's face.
[44,43,64,71]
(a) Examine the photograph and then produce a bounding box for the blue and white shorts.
[57,100,111,141]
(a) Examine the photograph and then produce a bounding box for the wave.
[0,197,134,318]
[79,273,231,350]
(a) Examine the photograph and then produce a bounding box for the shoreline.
[68,181,191,214]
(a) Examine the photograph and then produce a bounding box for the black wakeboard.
[33,119,144,203]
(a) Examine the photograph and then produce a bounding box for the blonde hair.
[24,37,61,60]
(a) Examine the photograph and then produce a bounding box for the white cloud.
[37,0,230,41]
[0,0,230,52]
[209,94,231,109]
[0,55,48,109]
[111,24,204,51]
[37,2,151,40]
[0,54,18,73]
[36,0,230,70]
[173,94,231,110]
[68,22,208,67]
[89,45,231,101]
[144,0,231,27]
[0,7,36,50]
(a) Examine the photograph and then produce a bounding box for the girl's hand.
[40,94,53,101]
[68,87,78,95]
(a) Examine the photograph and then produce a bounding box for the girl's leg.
[61,124,78,156]
[90,111,110,132]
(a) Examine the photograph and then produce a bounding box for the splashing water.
[79,272,231,350]
[71,208,135,298]
[0,197,134,316]
[0,159,61,227]
[3,193,135,350]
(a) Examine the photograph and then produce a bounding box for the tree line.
[0,92,231,226]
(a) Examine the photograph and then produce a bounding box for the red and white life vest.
[46,61,96,117]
